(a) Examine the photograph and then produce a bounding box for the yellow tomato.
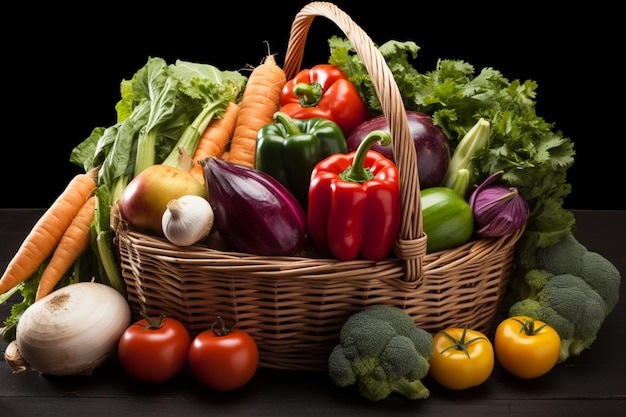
[428,327,494,390]
[494,315,560,379]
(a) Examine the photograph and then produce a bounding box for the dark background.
[5,1,621,209]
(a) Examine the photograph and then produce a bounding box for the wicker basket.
[112,1,524,371]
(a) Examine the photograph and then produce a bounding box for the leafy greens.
[328,36,576,260]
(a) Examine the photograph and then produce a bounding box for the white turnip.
[6,282,130,376]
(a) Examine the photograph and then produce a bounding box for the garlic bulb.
[469,170,529,237]
[4,340,28,373]
[9,282,130,376]
[162,194,214,246]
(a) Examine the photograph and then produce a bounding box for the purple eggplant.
[346,111,450,189]
[202,157,308,256]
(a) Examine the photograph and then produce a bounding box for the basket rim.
[112,200,525,286]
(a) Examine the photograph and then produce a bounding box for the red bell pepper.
[279,64,370,137]
[307,130,401,261]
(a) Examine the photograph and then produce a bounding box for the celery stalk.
[93,186,126,296]
[95,233,125,296]
[450,168,470,197]
[133,73,183,176]
[161,100,226,168]
[134,130,158,176]
[442,118,490,192]
[109,174,130,206]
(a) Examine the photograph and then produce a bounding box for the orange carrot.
[35,195,96,301]
[0,167,98,296]
[226,54,286,168]
[192,101,240,183]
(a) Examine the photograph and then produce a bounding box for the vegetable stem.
[110,175,130,205]
[450,168,469,197]
[0,282,23,305]
[162,100,226,168]
[96,233,126,296]
[442,118,490,191]
[94,186,126,296]
[340,130,391,183]
[134,130,158,176]
[293,82,323,107]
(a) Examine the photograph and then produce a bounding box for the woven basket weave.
[112,1,524,371]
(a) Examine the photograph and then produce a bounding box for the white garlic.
[162,194,214,246]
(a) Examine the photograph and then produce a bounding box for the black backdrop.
[5,1,621,210]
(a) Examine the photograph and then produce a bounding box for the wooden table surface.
[1,209,624,417]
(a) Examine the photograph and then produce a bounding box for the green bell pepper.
[255,111,348,210]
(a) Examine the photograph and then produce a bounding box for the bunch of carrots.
[0,167,98,302]
[191,53,287,181]
[0,52,288,304]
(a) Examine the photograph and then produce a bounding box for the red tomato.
[188,317,259,391]
[118,313,191,382]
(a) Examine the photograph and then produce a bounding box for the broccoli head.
[507,233,621,362]
[328,305,434,401]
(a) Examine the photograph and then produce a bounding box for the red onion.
[469,171,528,237]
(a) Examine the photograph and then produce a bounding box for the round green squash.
[420,187,474,253]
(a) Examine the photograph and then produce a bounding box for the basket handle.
[283,2,427,281]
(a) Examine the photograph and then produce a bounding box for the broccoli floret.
[538,274,608,325]
[503,268,552,309]
[535,304,577,347]
[328,344,356,387]
[508,297,541,318]
[535,233,587,275]
[523,268,553,299]
[358,303,433,359]
[337,311,397,363]
[328,305,434,402]
[579,251,621,313]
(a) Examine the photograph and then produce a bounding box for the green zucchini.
[421,187,474,253]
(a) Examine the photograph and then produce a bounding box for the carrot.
[226,53,286,168]
[191,101,240,183]
[35,195,96,301]
[0,167,98,296]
